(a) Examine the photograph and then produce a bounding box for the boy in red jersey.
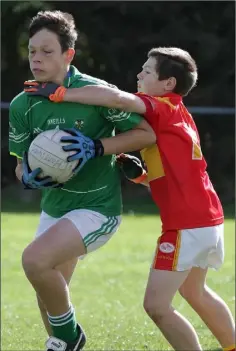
[25,47,235,351]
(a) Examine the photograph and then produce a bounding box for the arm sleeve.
[9,96,31,159]
[99,106,144,132]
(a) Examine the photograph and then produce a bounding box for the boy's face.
[28,29,72,83]
[137,57,175,96]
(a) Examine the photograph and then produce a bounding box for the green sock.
[48,305,78,343]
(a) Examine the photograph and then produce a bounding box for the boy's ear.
[67,48,75,63]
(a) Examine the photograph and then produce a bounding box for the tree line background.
[1,1,235,210]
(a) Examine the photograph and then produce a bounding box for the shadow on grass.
[1,183,235,219]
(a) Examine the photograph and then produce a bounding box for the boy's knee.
[143,294,172,322]
[22,246,48,279]
[179,284,206,305]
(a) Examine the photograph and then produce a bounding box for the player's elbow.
[114,91,141,114]
[114,92,129,110]
[116,92,146,114]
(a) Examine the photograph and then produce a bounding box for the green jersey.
[9,66,143,218]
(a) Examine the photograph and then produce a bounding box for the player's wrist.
[61,88,71,102]
[93,139,104,157]
[21,175,35,189]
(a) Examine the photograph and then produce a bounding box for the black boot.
[46,324,86,351]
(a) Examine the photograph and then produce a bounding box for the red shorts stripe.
[153,236,161,268]
[172,230,181,270]
[152,230,181,271]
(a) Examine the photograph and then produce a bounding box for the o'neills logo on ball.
[159,242,175,254]
[31,146,72,170]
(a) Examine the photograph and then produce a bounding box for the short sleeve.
[134,93,159,125]
[99,107,143,132]
[9,94,31,159]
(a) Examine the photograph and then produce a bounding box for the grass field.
[1,212,235,351]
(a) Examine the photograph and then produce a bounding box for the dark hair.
[148,47,198,96]
[29,10,78,52]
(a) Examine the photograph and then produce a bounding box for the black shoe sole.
[77,332,86,350]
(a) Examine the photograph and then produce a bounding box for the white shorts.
[35,210,121,256]
[152,224,224,271]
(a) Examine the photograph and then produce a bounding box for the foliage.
[1,1,235,105]
[1,1,235,203]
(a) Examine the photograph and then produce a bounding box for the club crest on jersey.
[33,127,44,137]
[74,119,84,130]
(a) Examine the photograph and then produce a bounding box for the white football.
[28,129,78,184]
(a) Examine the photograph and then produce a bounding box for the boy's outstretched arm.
[24,82,147,114]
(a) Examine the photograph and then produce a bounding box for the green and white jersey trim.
[106,109,132,122]
[9,131,30,144]
[61,186,108,194]
[24,101,43,116]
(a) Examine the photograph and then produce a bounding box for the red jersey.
[135,92,224,231]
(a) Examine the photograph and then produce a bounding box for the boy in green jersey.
[9,10,156,351]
